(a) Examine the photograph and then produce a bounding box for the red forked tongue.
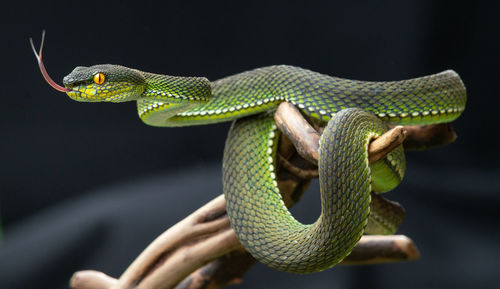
[30,30,70,93]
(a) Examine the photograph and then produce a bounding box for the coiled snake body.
[32,41,466,273]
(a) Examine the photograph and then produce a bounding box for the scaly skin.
[61,64,466,273]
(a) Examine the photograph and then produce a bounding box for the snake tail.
[365,193,406,235]
[223,108,391,273]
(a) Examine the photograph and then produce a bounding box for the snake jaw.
[66,88,92,102]
[63,85,89,102]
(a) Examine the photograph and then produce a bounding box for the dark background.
[1,0,499,288]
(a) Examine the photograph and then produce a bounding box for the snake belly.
[62,65,466,273]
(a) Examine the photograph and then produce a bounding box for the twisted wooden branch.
[71,103,456,289]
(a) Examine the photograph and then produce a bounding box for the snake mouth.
[66,90,83,101]
[64,84,101,102]
[63,84,76,93]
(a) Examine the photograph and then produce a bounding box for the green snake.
[30,33,466,273]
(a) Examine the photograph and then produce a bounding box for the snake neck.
[137,72,212,126]
[141,72,212,104]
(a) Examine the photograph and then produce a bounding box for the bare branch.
[71,234,420,289]
[174,248,255,289]
[274,102,320,163]
[70,103,455,289]
[274,103,408,165]
[71,271,117,289]
[401,123,457,150]
[341,235,420,265]
[368,126,407,163]
[278,154,319,178]
[109,195,240,289]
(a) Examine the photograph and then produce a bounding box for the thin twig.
[71,271,117,289]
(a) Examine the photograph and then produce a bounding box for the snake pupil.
[93,72,105,84]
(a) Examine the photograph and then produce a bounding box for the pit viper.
[30,33,466,273]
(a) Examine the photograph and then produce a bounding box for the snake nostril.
[63,76,74,87]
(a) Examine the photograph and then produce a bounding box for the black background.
[1,1,499,289]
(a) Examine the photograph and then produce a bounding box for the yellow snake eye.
[93,72,105,84]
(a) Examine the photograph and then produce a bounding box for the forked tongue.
[30,30,70,92]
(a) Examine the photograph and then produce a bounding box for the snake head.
[30,31,146,102]
[63,65,146,102]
